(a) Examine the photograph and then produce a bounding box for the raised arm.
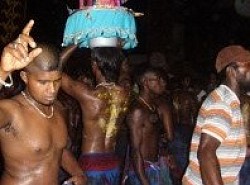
[0,20,42,89]
[0,20,41,128]
[127,108,150,185]
[60,45,91,99]
[61,73,90,100]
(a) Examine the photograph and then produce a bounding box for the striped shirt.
[182,85,246,185]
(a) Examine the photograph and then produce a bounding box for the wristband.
[0,74,13,88]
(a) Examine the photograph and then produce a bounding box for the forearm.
[0,68,11,90]
[134,152,149,185]
[61,149,84,176]
[199,151,223,185]
[163,122,173,142]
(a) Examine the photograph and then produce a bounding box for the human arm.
[197,133,223,185]
[0,20,42,89]
[61,73,90,100]
[172,93,180,125]
[158,101,173,142]
[60,44,90,99]
[197,100,231,185]
[61,148,87,185]
[120,144,130,185]
[127,109,150,185]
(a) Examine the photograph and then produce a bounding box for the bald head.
[25,43,62,73]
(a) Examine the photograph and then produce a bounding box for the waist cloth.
[78,153,121,185]
[127,156,173,185]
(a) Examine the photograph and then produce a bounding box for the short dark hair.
[91,47,125,82]
[135,65,162,89]
[25,43,62,72]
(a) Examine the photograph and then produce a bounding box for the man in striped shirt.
[183,45,250,185]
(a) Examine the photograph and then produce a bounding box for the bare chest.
[141,111,161,135]
[1,112,68,156]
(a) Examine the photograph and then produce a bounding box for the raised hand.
[0,20,42,73]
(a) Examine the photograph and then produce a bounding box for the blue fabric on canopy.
[62,7,138,49]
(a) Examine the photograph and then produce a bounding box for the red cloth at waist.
[78,153,121,171]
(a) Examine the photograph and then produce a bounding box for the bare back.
[0,95,68,185]
[62,77,130,154]
[82,84,129,153]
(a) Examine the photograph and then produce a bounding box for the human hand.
[121,174,128,185]
[63,174,87,185]
[0,20,42,74]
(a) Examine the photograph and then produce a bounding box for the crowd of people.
[1,20,250,185]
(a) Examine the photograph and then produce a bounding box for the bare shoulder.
[0,96,23,112]
[128,97,144,113]
[127,101,146,125]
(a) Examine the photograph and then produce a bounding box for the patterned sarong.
[78,153,121,185]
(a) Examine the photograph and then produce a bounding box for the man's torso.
[0,95,68,185]
[183,85,246,185]
[79,84,129,154]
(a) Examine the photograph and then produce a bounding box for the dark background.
[1,0,250,76]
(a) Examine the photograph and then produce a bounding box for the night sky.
[23,0,250,76]
[26,0,70,47]
[26,0,145,48]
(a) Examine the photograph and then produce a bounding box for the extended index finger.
[22,19,34,36]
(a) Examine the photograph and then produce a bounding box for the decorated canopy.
[62,0,138,49]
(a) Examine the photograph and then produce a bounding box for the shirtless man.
[61,47,130,184]
[126,66,173,185]
[0,20,86,185]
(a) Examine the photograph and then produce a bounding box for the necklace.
[139,96,156,112]
[21,91,54,119]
